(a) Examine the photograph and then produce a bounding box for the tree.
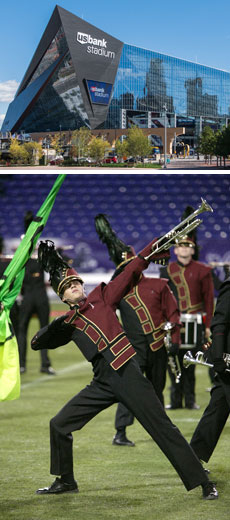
[9,138,29,164]
[115,139,128,162]
[71,127,92,159]
[197,126,215,163]
[213,130,224,167]
[220,125,230,167]
[88,137,110,164]
[212,125,230,168]
[125,126,152,162]
[51,134,63,156]
[23,141,43,165]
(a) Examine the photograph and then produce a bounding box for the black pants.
[50,356,208,491]
[167,349,196,408]
[190,375,230,462]
[168,322,205,408]
[10,301,20,338]
[115,346,167,431]
[18,293,51,369]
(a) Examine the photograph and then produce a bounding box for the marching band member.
[31,239,217,500]
[160,206,214,410]
[190,273,230,464]
[95,214,180,447]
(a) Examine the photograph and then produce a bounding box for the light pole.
[174,132,177,155]
[46,142,50,165]
[163,104,167,169]
[43,138,47,165]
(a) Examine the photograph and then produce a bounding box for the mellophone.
[161,322,181,383]
[144,197,213,261]
[183,350,230,373]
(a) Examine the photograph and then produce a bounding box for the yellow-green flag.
[0,173,66,401]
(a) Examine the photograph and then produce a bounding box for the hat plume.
[95,214,133,266]
[38,240,69,276]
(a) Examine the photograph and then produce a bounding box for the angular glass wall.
[17,27,89,132]
[17,51,89,132]
[106,43,230,132]
[27,26,68,87]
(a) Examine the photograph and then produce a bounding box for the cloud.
[0,114,5,124]
[0,80,19,102]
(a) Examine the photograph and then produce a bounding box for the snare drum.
[180,313,204,349]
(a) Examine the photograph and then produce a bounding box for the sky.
[1,0,230,128]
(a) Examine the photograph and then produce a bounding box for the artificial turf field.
[1,303,230,520]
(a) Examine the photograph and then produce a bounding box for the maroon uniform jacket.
[119,276,180,351]
[32,240,169,370]
[161,260,214,328]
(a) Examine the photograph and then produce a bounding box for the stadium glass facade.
[2,5,230,149]
[15,28,90,132]
[106,44,230,147]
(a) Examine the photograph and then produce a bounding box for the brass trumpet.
[144,198,213,261]
[183,350,230,373]
[161,322,181,383]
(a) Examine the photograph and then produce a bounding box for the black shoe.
[112,433,135,447]
[202,481,218,500]
[40,366,56,375]
[186,403,200,410]
[36,477,78,495]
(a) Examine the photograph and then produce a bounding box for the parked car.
[49,156,64,165]
[143,157,155,164]
[76,157,93,164]
[104,156,117,163]
[124,157,135,163]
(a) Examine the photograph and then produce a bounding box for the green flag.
[0,173,66,401]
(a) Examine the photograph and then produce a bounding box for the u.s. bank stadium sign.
[76,31,115,59]
[86,79,113,105]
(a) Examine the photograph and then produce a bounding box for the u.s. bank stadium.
[2,4,230,152]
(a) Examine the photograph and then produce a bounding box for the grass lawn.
[1,303,229,520]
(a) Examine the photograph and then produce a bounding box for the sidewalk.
[164,158,230,170]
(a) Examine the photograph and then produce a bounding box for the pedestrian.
[95,214,180,447]
[31,239,217,500]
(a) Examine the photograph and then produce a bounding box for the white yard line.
[21,360,89,390]
[169,417,199,422]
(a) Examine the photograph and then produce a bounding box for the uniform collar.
[70,297,95,312]
[73,297,87,309]
[176,259,193,268]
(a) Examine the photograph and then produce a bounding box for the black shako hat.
[38,240,83,297]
